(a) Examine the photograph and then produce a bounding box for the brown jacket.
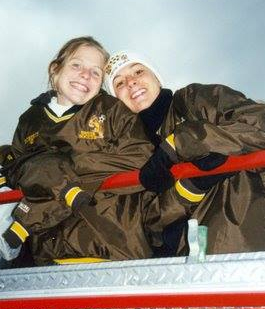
[9,92,163,264]
[159,83,265,254]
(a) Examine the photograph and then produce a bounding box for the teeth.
[71,82,89,92]
[131,89,146,99]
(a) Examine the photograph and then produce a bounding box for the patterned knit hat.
[104,51,163,96]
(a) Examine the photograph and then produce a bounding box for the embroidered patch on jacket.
[24,132,39,145]
[175,117,185,125]
[6,154,13,161]
[79,114,106,140]
[17,202,30,213]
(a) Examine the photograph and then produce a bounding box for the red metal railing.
[1,150,265,308]
[1,149,265,204]
[1,292,265,309]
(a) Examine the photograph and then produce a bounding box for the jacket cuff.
[160,134,179,163]
[175,179,206,203]
[2,221,29,248]
[61,183,84,208]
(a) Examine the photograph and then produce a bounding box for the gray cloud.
[0,0,264,144]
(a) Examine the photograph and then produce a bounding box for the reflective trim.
[54,257,110,264]
[44,107,74,123]
[65,186,82,207]
[175,180,205,203]
[165,133,176,150]
[0,177,6,186]
[10,221,29,243]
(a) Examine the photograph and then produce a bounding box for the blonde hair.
[48,36,109,89]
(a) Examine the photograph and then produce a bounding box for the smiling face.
[52,45,105,106]
[112,63,161,113]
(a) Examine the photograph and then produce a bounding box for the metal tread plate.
[0,251,265,299]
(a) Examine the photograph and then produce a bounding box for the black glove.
[139,147,176,193]
[60,183,96,214]
[71,191,96,214]
[190,152,233,191]
[192,152,228,171]
[30,90,56,105]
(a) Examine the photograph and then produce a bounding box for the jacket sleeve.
[12,117,28,158]
[167,84,265,161]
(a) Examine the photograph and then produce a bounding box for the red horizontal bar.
[1,292,265,309]
[1,149,265,204]
[0,189,23,204]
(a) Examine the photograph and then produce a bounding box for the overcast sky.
[0,0,264,144]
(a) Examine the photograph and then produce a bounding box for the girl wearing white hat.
[105,50,265,255]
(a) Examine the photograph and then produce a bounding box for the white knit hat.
[104,51,163,96]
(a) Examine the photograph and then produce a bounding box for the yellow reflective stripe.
[0,177,6,186]
[175,180,205,203]
[10,221,29,243]
[65,186,82,207]
[166,133,176,150]
[54,257,110,264]
[44,107,74,123]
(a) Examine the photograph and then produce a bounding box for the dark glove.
[139,147,176,193]
[192,152,228,171]
[30,90,56,105]
[190,153,233,191]
[70,191,96,214]
[60,183,96,213]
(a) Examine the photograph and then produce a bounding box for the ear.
[50,62,59,75]
[49,63,59,91]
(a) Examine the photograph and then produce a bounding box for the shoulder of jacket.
[174,83,242,100]
[18,105,42,121]
[92,92,132,115]
[89,91,119,106]
[176,83,225,93]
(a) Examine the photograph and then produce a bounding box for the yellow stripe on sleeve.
[166,134,176,150]
[0,177,6,186]
[10,221,29,243]
[64,186,82,207]
[175,180,205,203]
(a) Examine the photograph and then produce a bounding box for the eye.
[91,68,103,78]
[114,80,125,89]
[70,62,82,70]
[134,69,144,76]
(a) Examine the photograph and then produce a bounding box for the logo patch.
[176,117,185,126]
[78,114,106,140]
[18,202,30,213]
[24,132,39,145]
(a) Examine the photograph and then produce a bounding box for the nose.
[126,75,137,88]
[80,67,91,80]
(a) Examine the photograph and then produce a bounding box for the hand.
[71,191,97,214]
[61,183,96,213]
[190,152,234,190]
[139,147,175,193]
[192,152,228,171]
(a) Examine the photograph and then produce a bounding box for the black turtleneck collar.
[139,88,173,146]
